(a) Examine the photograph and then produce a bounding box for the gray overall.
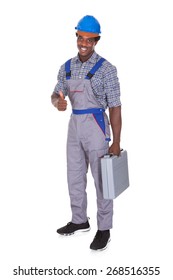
[65,58,113,230]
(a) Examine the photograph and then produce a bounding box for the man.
[51,15,122,251]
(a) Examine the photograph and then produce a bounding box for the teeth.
[81,47,87,51]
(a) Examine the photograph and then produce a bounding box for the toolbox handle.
[103,149,123,158]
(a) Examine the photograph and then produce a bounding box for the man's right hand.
[56,91,67,111]
[51,91,67,111]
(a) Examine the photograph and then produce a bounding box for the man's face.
[77,35,97,62]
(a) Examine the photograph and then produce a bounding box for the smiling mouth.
[80,47,87,52]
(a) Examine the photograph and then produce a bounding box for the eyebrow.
[78,35,94,40]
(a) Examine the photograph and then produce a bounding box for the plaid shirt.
[54,51,121,109]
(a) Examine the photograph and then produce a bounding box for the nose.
[82,37,92,46]
[81,40,88,47]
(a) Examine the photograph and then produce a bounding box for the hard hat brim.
[76,30,99,38]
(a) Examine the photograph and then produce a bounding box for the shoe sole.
[90,238,111,251]
[58,227,91,236]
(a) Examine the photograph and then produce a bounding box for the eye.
[77,36,83,42]
[87,39,94,43]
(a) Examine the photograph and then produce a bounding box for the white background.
[0,0,173,279]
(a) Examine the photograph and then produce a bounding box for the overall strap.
[85,57,106,80]
[65,59,72,80]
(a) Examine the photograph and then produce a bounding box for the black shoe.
[57,221,90,236]
[90,230,110,250]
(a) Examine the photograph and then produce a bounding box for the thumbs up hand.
[57,91,67,111]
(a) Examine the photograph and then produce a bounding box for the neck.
[79,51,94,63]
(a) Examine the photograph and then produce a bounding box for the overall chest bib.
[65,58,110,141]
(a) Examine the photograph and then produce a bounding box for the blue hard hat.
[75,15,101,34]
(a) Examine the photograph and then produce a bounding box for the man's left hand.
[109,142,121,156]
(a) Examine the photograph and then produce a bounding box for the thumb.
[59,91,65,99]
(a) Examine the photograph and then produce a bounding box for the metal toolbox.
[101,150,130,199]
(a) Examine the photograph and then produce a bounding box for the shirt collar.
[75,51,99,64]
